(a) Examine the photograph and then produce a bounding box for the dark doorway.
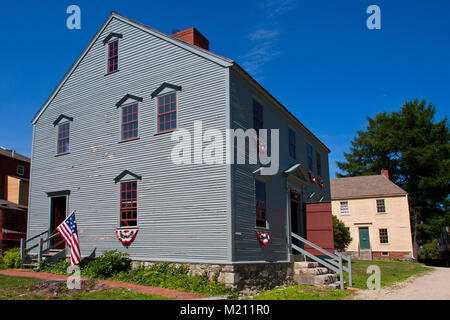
[291,200,299,248]
[50,196,67,249]
[290,189,303,251]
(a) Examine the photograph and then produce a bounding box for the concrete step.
[327,282,342,289]
[295,273,338,286]
[358,250,373,261]
[294,267,329,275]
[294,261,319,270]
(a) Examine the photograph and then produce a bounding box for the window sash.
[307,144,313,170]
[122,103,138,140]
[157,93,177,133]
[120,181,137,226]
[57,122,70,154]
[377,199,386,213]
[17,165,24,176]
[288,129,296,159]
[379,229,389,243]
[316,151,322,176]
[253,100,263,131]
[340,201,349,214]
[107,40,119,73]
[255,179,266,227]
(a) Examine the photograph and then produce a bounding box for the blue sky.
[0,0,449,177]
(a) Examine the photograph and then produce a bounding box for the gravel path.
[354,267,450,300]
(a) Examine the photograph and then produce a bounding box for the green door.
[359,227,371,250]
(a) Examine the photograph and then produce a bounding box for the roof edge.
[31,11,233,125]
[231,63,331,153]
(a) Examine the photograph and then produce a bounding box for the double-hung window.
[107,40,119,73]
[340,201,349,215]
[157,93,177,133]
[57,122,70,154]
[379,228,389,244]
[306,144,313,171]
[288,128,296,159]
[120,181,137,226]
[17,165,25,176]
[255,179,267,228]
[121,103,138,141]
[377,199,386,213]
[253,100,263,132]
[316,151,322,177]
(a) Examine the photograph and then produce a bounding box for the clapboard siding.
[229,68,331,262]
[28,17,231,263]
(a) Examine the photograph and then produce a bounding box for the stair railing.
[20,230,48,268]
[20,230,65,268]
[291,232,352,289]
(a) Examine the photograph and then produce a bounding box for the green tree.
[333,216,352,252]
[418,239,439,260]
[336,99,450,256]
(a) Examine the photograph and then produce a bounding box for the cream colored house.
[331,171,414,260]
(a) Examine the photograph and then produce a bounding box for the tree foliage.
[336,99,450,247]
[333,216,352,252]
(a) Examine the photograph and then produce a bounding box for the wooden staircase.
[20,231,66,268]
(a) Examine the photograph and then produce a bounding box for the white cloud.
[260,0,297,18]
[240,1,297,77]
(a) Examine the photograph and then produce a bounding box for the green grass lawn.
[0,275,41,300]
[252,285,354,300]
[0,275,169,300]
[346,259,431,289]
[50,288,171,300]
[252,259,431,300]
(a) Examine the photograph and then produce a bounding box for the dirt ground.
[354,267,450,300]
[15,279,111,299]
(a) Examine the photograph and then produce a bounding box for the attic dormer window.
[103,32,122,74]
[108,40,119,73]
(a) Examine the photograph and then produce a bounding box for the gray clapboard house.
[26,12,333,287]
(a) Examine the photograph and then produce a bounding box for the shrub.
[0,254,5,269]
[112,264,234,296]
[37,258,71,274]
[333,216,352,252]
[83,250,131,279]
[3,248,22,268]
[419,239,439,259]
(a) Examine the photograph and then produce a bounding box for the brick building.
[0,147,30,252]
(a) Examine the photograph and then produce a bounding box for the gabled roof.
[115,94,143,108]
[284,163,309,184]
[114,170,142,184]
[53,114,73,126]
[30,12,330,153]
[102,32,123,44]
[0,147,30,163]
[151,83,182,98]
[331,175,408,200]
[31,11,233,125]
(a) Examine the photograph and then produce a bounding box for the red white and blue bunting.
[116,229,138,246]
[308,171,317,183]
[255,230,271,246]
[317,177,325,189]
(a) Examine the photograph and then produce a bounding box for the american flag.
[56,211,81,266]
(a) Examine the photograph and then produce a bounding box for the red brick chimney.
[381,170,389,180]
[171,27,209,51]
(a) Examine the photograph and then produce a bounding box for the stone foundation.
[344,251,414,261]
[132,261,294,291]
